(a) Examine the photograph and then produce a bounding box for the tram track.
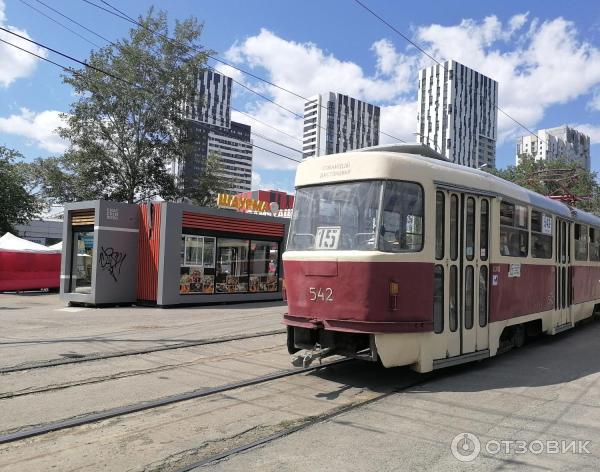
[0,329,286,374]
[0,344,286,400]
[173,371,437,471]
[0,357,354,445]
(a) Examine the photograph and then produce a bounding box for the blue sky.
[2,0,600,194]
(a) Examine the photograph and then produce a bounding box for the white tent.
[0,232,60,253]
[47,241,63,251]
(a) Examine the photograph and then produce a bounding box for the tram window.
[480,200,489,261]
[575,224,588,261]
[562,266,567,309]
[590,227,600,262]
[435,192,444,260]
[288,181,381,251]
[433,265,444,333]
[561,222,567,263]
[499,201,528,257]
[465,266,474,329]
[465,197,475,261]
[450,195,459,261]
[379,181,424,253]
[531,210,553,259]
[449,266,458,332]
[479,266,488,328]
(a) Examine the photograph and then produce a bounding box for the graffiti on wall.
[99,246,127,282]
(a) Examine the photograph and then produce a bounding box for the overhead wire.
[352,0,546,144]
[18,0,102,49]
[32,0,114,45]
[23,0,310,156]
[81,0,405,144]
[0,34,302,164]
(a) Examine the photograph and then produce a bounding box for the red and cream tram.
[283,144,600,372]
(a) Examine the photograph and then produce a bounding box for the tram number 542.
[309,287,334,302]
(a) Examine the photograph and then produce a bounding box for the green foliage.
[487,154,600,215]
[45,9,211,203]
[0,146,42,234]
[183,152,230,207]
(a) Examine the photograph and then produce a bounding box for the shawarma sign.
[216,193,269,212]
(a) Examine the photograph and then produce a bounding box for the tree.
[50,9,210,203]
[487,154,600,215]
[182,152,231,207]
[0,146,41,234]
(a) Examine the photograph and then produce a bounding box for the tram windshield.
[287,180,424,252]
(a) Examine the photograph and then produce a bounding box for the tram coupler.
[292,347,333,368]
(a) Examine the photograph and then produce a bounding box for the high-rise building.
[515,125,591,170]
[302,92,380,159]
[177,70,252,194]
[417,60,498,168]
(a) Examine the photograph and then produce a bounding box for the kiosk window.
[249,241,279,292]
[180,235,216,295]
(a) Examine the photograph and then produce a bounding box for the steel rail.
[0,329,286,374]
[175,372,436,471]
[0,358,353,444]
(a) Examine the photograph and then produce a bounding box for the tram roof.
[296,143,600,226]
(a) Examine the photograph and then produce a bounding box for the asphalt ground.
[2,293,600,471]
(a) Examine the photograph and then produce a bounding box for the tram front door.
[433,189,490,366]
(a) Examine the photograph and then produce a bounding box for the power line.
[24,0,314,151]
[232,108,302,143]
[252,143,301,163]
[8,2,309,159]
[18,0,102,49]
[82,0,405,143]
[0,26,133,86]
[352,0,545,144]
[33,0,114,45]
[252,131,303,155]
[95,0,307,101]
[60,0,323,152]
[0,36,73,71]
[0,35,303,166]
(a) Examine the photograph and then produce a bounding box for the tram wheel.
[512,324,526,348]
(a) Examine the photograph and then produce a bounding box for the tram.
[282,144,600,372]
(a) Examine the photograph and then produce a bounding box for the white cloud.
[0,108,68,153]
[224,29,420,171]
[251,170,262,189]
[0,0,47,87]
[416,15,600,142]
[570,123,600,145]
[223,14,600,176]
[588,87,600,112]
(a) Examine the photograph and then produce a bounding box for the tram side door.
[460,194,490,354]
[435,190,490,360]
[555,218,572,327]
